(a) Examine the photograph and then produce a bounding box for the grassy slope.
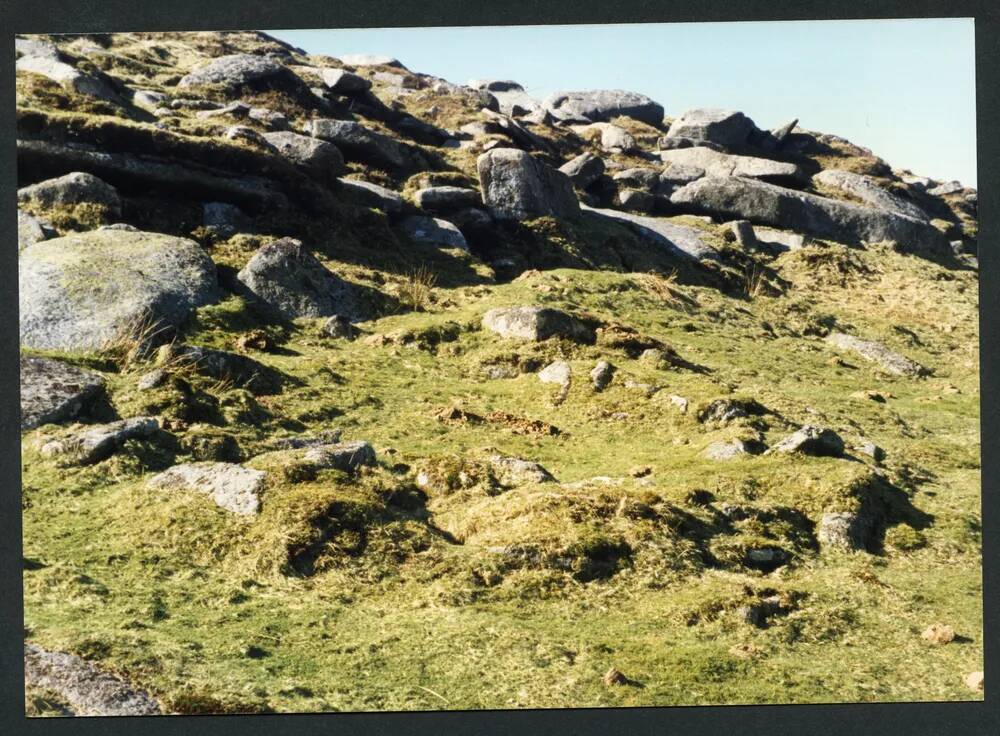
[21,235,982,712]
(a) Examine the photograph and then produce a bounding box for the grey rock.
[322,314,356,339]
[169,97,224,110]
[617,189,658,213]
[137,368,168,390]
[590,360,615,391]
[737,595,787,627]
[321,68,372,92]
[665,109,758,148]
[16,53,120,102]
[753,227,808,251]
[266,429,343,450]
[337,178,404,214]
[824,332,928,377]
[261,131,345,181]
[236,238,363,321]
[669,176,950,256]
[20,356,105,431]
[97,223,138,232]
[39,416,158,465]
[928,181,964,196]
[770,119,799,145]
[901,173,932,190]
[24,643,162,716]
[658,135,726,152]
[16,38,60,59]
[178,54,302,92]
[18,210,52,251]
[19,230,219,351]
[163,344,279,395]
[572,122,637,152]
[818,511,873,552]
[482,306,594,343]
[372,71,407,87]
[479,108,557,153]
[660,147,807,184]
[581,205,721,263]
[482,84,542,117]
[223,125,272,147]
[697,398,760,424]
[488,454,555,485]
[303,440,376,471]
[448,207,494,232]
[814,169,929,221]
[195,101,252,119]
[400,216,469,250]
[613,168,662,191]
[659,163,706,187]
[337,54,405,68]
[543,89,664,126]
[413,186,481,212]
[202,202,249,236]
[132,89,169,108]
[727,220,757,247]
[538,360,572,387]
[146,462,267,515]
[703,438,765,460]
[477,148,579,220]
[308,119,425,172]
[767,425,845,457]
[856,439,885,462]
[17,172,121,216]
[559,152,605,188]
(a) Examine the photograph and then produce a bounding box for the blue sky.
[269,19,977,187]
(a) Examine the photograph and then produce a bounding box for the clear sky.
[269,18,977,187]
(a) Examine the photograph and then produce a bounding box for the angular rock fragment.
[559,152,605,188]
[482,306,594,343]
[665,109,758,148]
[146,462,267,515]
[400,216,469,250]
[768,426,845,457]
[543,89,664,126]
[20,356,105,431]
[302,440,376,471]
[824,332,928,377]
[337,178,404,214]
[17,171,121,216]
[477,148,579,220]
[39,417,158,465]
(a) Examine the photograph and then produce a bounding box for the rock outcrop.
[477,149,580,220]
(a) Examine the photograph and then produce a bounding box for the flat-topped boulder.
[824,332,928,377]
[488,454,556,486]
[482,306,595,343]
[477,148,579,220]
[38,416,159,465]
[767,426,845,457]
[571,123,638,152]
[660,147,807,185]
[669,176,950,256]
[413,186,481,212]
[543,89,664,126]
[337,53,405,68]
[337,178,404,214]
[470,80,542,117]
[664,109,758,148]
[400,216,469,250]
[261,131,345,181]
[16,52,120,102]
[302,440,377,471]
[177,54,303,93]
[17,172,121,216]
[814,169,929,221]
[19,230,219,351]
[146,462,267,515]
[236,238,364,321]
[20,356,105,431]
[581,205,721,263]
[308,119,426,173]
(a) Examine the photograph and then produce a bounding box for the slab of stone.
[20,356,105,431]
[146,462,267,515]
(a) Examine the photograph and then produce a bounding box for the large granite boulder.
[664,109,758,148]
[38,416,159,465]
[260,131,345,181]
[17,172,121,217]
[660,147,807,185]
[236,238,363,320]
[146,462,267,515]
[16,51,120,102]
[477,149,579,220]
[400,216,468,250]
[337,178,404,214]
[813,169,929,221]
[308,119,426,173]
[580,205,720,263]
[669,176,950,256]
[177,54,303,93]
[20,356,105,430]
[469,80,542,117]
[559,152,605,188]
[482,306,594,343]
[320,68,371,93]
[543,90,664,126]
[19,230,219,351]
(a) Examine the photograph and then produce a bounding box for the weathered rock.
[16,53,120,102]
[178,54,302,93]
[136,368,167,391]
[303,440,376,471]
[488,454,555,485]
[17,171,121,216]
[202,201,249,236]
[543,90,664,126]
[159,344,280,395]
[818,511,874,551]
[768,426,845,457]
[17,209,52,251]
[921,623,956,645]
[581,205,721,263]
[538,360,572,387]
[479,108,557,153]
[39,416,158,465]
[23,643,162,716]
[261,131,345,181]
[613,168,662,191]
[470,80,543,117]
[703,438,765,460]
[308,119,425,172]
[320,68,371,92]
[855,440,885,462]
[665,109,758,148]
[236,238,363,320]
[769,119,799,145]
[559,152,605,188]
[573,122,637,152]
[737,595,789,627]
[617,189,658,213]
[19,230,219,351]
[146,462,267,515]
[697,398,765,424]
[20,356,106,431]
[824,332,928,377]
[928,181,964,196]
[482,306,594,343]
[965,671,984,692]
[726,220,757,247]
[400,216,469,250]
[669,176,951,256]
[322,314,356,339]
[337,178,404,214]
[660,147,806,185]
[753,227,808,251]
[590,360,615,391]
[413,186,480,212]
[477,148,579,220]
[660,163,706,186]
[448,207,494,233]
[338,53,405,68]
[814,169,929,221]
[132,89,169,108]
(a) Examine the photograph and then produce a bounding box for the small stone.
[137,368,167,391]
[590,360,615,391]
[303,440,376,471]
[234,329,274,353]
[818,511,873,552]
[965,671,984,692]
[322,314,356,339]
[538,360,572,387]
[39,417,159,465]
[921,624,956,645]
[601,667,628,687]
[668,395,689,413]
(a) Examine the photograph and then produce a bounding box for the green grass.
[21,236,982,712]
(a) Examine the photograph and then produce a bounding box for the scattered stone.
[470,79,542,117]
[927,181,964,196]
[582,205,720,263]
[753,227,807,251]
[147,462,267,515]
[617,189,657,213]
[132,89,168,108]
[39,416,158,465]
[573,122,637,152]
[157,344,279,394]
[337,53,405,68]
[19,229,219,351]
[855,440,885,462]
[309,119,425,172]
[768,426,845,457]
[400,215,469,250]
[544,90,664,126]
[337,178,404,214]
[612,168,662,191]
[477,148,579,220]
[703,438,765,460]
[488,455,555,485]
[202,201,249,236]
[660,163,706,186]
[482,306,594,343]
[660,147,806,184]
[137,368,167,391]
[559,152,606,188]
[302,440,376,471]
[16,53,120,102]
[726,220,757,247]
[668,395,689,413]
[921,624,956,645]
[413,186,481,212]
[965,672,984,692]
[234,329,274,353]
[824,332,928,377]
[697,398,764,424]
[320,67,372,92]
[261,131,345,181]
[665,109,758,148]
[601,667,629,687]
[590,360,615,391]
[267,429,343,451]
[236,238,363,320]
[23,643,162,716]
[814,169,929,221]
[19,356,106,431]
[818,511,874,551]
[670,176,950,256]
[538,360,572,386]
[322,314,357,339]
[17,171,121,216]
[177,54,302,93]
[448,207,493,233]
